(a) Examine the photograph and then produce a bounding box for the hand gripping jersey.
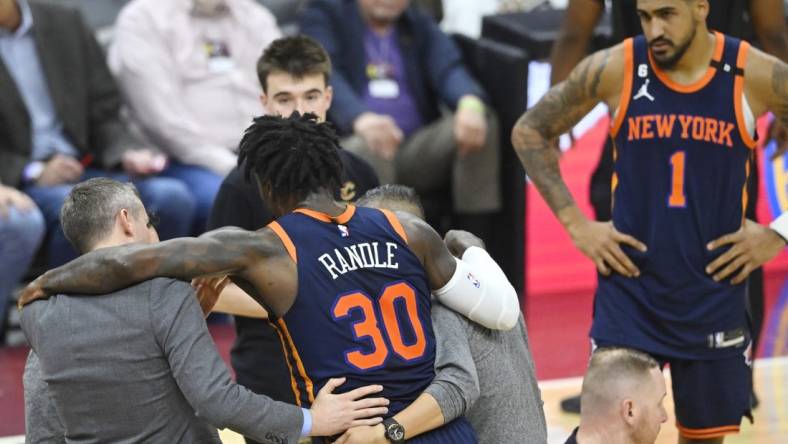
[267,205,436,414]
[593,32,755,359]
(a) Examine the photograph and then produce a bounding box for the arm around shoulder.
[397,212,520,330]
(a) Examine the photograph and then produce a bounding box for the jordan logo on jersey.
[633,78,655,102]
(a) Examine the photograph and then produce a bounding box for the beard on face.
[648,22,697,69]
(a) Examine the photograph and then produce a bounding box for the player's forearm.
[394,393,445,440]
[513,50,610,230]
[38,233,251,296]
[214,284,269,319]
[512,122,579,225]
[37,244,153,296]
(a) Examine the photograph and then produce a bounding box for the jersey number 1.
[332,282,427,370]
[668,150,687,207]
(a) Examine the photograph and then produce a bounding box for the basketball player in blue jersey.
[512,0,788,442]
[19,113,520,443]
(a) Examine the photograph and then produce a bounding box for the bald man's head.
[580,348,667,444]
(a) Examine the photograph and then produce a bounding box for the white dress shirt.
[108,0,281,175]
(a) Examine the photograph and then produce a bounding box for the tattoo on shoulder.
[516,49,610,140]
[772,61,788,128]
[510,49,611,214]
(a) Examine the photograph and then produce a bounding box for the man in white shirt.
[109,0,282,233]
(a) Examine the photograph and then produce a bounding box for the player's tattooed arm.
[18,228,273,305]
[512,45,647,277]
[770,59,788,130]
[512,48,611,220]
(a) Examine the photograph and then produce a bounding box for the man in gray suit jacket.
[0,0,197,267]
[21,178,389,444]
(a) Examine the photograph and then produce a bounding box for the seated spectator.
[21,177,389,443]
[565,347,668,444]
[109,0,282,233]
[300,0,501,235]
[0,183,44,343]
[0,0,195,267]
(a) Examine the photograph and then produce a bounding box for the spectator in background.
[109,0,282,233]
[564,348,668,444]
[0,184,44,343]
[207,35,380,444]
[0,0,195,268]
[300,0,501,238]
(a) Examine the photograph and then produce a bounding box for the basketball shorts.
[594,339,752,440]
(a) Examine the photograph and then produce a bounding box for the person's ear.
[117,208,135,237]
[694,0,709,21]
[621,398,637,426]
[325,85,334,110]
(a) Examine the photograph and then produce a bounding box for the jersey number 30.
[332,282,427,370]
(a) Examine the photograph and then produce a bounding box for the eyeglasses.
[146,211,160,229]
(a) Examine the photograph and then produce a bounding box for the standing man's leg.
[24,185,78,268]
[0,205,45,340]
[743,150,763,408]
[81,168,196,241]
[342,135,397,185]
[157,162,223,235]
[562,134,616,414]
[131,176,196,241]
[396,112,501,241]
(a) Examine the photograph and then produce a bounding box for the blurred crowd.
[0,0,543,344]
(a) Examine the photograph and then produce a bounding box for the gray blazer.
[0,0,138,186]
[21,278,304,444]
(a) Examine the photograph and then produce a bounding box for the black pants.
[589,138,765,357]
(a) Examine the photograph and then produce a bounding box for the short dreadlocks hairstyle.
[238,113,343,203]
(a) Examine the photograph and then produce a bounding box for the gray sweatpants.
[342,112,501,213]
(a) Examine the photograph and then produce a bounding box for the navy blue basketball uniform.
[594,33,754,438]
[268,205,476,443]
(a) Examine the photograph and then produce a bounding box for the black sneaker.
[561,394,581,414]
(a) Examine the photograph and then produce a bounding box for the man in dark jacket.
[0,0,195,267]
[299,0,501,233]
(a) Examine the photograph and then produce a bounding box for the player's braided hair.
[238,112,343,202]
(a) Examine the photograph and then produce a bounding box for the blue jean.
[158,162,223,234]
[25,168,196,267]
[0,206,45,333]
